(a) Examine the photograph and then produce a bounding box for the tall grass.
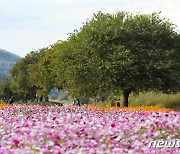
[129,92,180,111]
[94,92,180,111]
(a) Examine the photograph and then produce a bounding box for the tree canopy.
[51,12,179,106]
[10,48,47,101]
[0,11,179,106]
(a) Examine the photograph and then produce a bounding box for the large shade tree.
[11,48,47,101]
[54,11,179,107]
[28,47,56,101]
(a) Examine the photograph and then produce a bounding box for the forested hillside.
[0,49,21,77]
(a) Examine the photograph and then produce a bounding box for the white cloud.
[50,0,83,4]
[51,0,74,3]
[0,0,13,2]
[0,0,180,57]
[51,0,97,3]
[48,37,65,46]
[131,0,180,30]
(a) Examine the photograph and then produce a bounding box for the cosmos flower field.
[0,105,179,153]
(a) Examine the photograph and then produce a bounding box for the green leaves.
[3,11,179,106]
[0,78,13,100]
[9,48,49,101]
[52,11,179,105]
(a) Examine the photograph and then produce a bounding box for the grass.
[93,92,180,111]
[1,92,180,111]
[129,92,180,111]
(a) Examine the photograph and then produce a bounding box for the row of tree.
[0,11,180,106]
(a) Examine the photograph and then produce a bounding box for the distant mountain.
[0,49,21,78]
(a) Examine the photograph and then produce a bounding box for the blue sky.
[0,0,180,57]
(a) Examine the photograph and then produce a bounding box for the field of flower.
[0,104,180,153]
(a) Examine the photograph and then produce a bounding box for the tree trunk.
[122,90,131,107]
[39,96,43,102]
[45,95,49,102]
[24,94,27,103]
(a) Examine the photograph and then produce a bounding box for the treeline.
[0,61,15,77]
[0,49,21,78]
[0,61,14,68]
[0,11,180,106]
[0,49,21,62]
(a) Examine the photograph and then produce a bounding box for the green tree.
[51,36,103,99]
[11,48,47,101]
[54,11,179,107]
[28,47,56,101]
[0,78,13,101]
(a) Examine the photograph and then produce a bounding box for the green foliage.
[2,11,179,107]
[0,78,13,100]
[52,11,179,106]
[10,48,47,101]
[27,47,56,101]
